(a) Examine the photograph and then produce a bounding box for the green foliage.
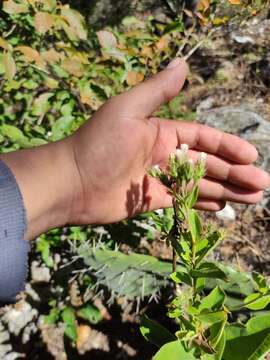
[1,0,269,358]
[145,146,270,359]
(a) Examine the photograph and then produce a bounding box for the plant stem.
[173,249,177,273]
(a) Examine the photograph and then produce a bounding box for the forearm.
[0,138,78,240]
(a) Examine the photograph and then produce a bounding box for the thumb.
[119,58,188,118]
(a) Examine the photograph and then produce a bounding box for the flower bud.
[198,152,207,163]
[180,144,189,153]
[175,149,184,162]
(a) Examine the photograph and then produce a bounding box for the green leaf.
[191,262,227,280]
[171,271,192,286]
[3,51,16,81]
[224,325,270,360]
[140,315,176,347]
[196,231,223,265]
[188,209,201,243]
[196,311,227,327]
[44,308,61,325]
[61,307,77,341]
[244,293,270,310]
[36,237,54,267]
[0,124,24,142]
[252,272,268,294]
[153,341,195,360]
[208,321,227,356]
[32,92,54,116]
[199,287,226,312]
[247,314,270,335]
[77,304,102,325]
[186,185,199,208]
[61,7,87,40]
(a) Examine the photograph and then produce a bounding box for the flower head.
[197,152,207,163]
[181,144,189,153]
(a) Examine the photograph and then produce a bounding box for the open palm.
[70,59,269,225]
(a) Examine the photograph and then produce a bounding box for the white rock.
[31,261,51,283]
[2,302,38,336]
[216,204,236,221]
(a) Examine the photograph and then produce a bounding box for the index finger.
[158,120,258,165]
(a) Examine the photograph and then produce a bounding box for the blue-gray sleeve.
[0,159,29,306]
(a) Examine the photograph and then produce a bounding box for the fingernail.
[166,58,182,69]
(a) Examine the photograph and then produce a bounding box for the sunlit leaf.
[3,52,16,81]
[61,6,87,40]
[97,30,117,49]
[126,70,144,86]
[34,12,54,33]
[3,0,28,14]
[15,46,45,68]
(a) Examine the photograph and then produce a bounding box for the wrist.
[0,138,77,239]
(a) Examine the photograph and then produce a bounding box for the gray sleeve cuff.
[0,159,30,305]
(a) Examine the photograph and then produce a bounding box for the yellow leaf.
[31,0,57,11]
[34,12,54,33]
[198,0,210,11]
[126,71,144,86]
[3,51,16,81]
[41,48,63,63]
[79,84,103,110]
[61,6,87,40]
[228,0,241,4]
[0,37,12,51]
[155,36,169,51]
[61,58,84,77]
[96,30,117,49]
[3,0,28,14]
[15,46,45,68]
[141,45,154,59]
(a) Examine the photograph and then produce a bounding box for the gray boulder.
[198,104,270,173]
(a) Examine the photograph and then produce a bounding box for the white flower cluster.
[174,144,207,165]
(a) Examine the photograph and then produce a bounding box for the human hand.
[2,58,269,239]
[69,58,270,225]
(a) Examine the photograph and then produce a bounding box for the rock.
[231,19,270,47]
[31,261,51,283]
[216,204,236,222]
[40,323,67,360]
[2,301,37,336]
[76,325,109,355]
[197,104,270,173]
